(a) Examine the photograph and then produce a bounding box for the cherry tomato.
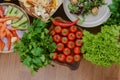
[57,43,64,51]
[68,33,75,41]
[53,35,61,43]
[74,55,81,62]
[74,47,81,54]
[52,52,58,60]
[58,54,66,62]
[75,39,82,46]
[66,55,74,63]
[61,28,69,36]
[62,37,68,44]
[54,26,62,33]
[70,26,77,33]
[63,48,71,56]
[50,30,56,36]
[67,41,75,49]
[76,31,82,39]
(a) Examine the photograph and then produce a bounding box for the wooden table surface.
[0,53,120,80]
[0,1,120,80]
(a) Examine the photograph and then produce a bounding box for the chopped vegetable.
[5,5,28,30]
[0,39,5,51]
[0,5,4,18]
[52,18,79,27]
[81,25,120,66]
[0,16,20,23]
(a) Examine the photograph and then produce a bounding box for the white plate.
[0,3,30,53]
[63,0,112,28]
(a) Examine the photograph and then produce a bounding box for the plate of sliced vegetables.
[0,3,30,53]
[63,0,112,28]
[19,0,63,21]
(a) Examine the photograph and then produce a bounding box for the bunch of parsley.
[14,19,56,74]
[81,25,120,66]
[104,0,120,25]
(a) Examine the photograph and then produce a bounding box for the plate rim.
[63,0,112,28]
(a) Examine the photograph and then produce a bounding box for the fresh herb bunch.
[14,19,56,74]
[81,25,120,66]
[104,0,120,25]
[68,0,105,16]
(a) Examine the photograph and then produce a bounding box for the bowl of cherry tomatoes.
[50,17,83,69]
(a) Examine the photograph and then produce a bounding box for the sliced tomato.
[76,31,82,39]
[63,48,71,56]
[74,47,81,55]
[62,37,68,44]
[75,39,82,46]
[54,26,62,33]
[57,43,64,51]
[67,41,75,49]
[66,55,74,63]
[58,54,66,62]
[68,33,75,41]
[61,28,69,36]
[52,52,58,60]
[74,55,81,62]
[53,34,61,43]
[70,26,77,33]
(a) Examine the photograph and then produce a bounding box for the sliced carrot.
[10,30,20,42]
[0,22,7,38]
[0,5,4,18]
[5,29,13,51]
[6,35,11,51]
[0,16,21,23]
[0,39,2,51]
[0,39,5,51]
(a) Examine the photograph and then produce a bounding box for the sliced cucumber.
[6,5,13,16]
[12,17,27,26]
[12,23,28,30]
[12,11,24,24]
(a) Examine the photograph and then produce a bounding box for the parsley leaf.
[14,19,56,75]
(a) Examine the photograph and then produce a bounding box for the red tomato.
[61,28,69,36]
[63,48,71,56]
[62,37,68,44]
[67,41,75,49]
[53,35,61,43]
[76,31,82,39]
[52,52,58,60]
[74,47,81,54]
[66,55,74,63]
[70,26,77,33]
[75,39,82,46]
[58,54,66,62]
[50,30,56,36]
[54,26,62,33]
[57,43,64,51]
[74,55,81,62]
[68,33,75,41]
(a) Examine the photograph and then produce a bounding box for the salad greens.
[14,19,56,74]
[104,0,120,25]
[81,25,120,66]
[68,0,105,16]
